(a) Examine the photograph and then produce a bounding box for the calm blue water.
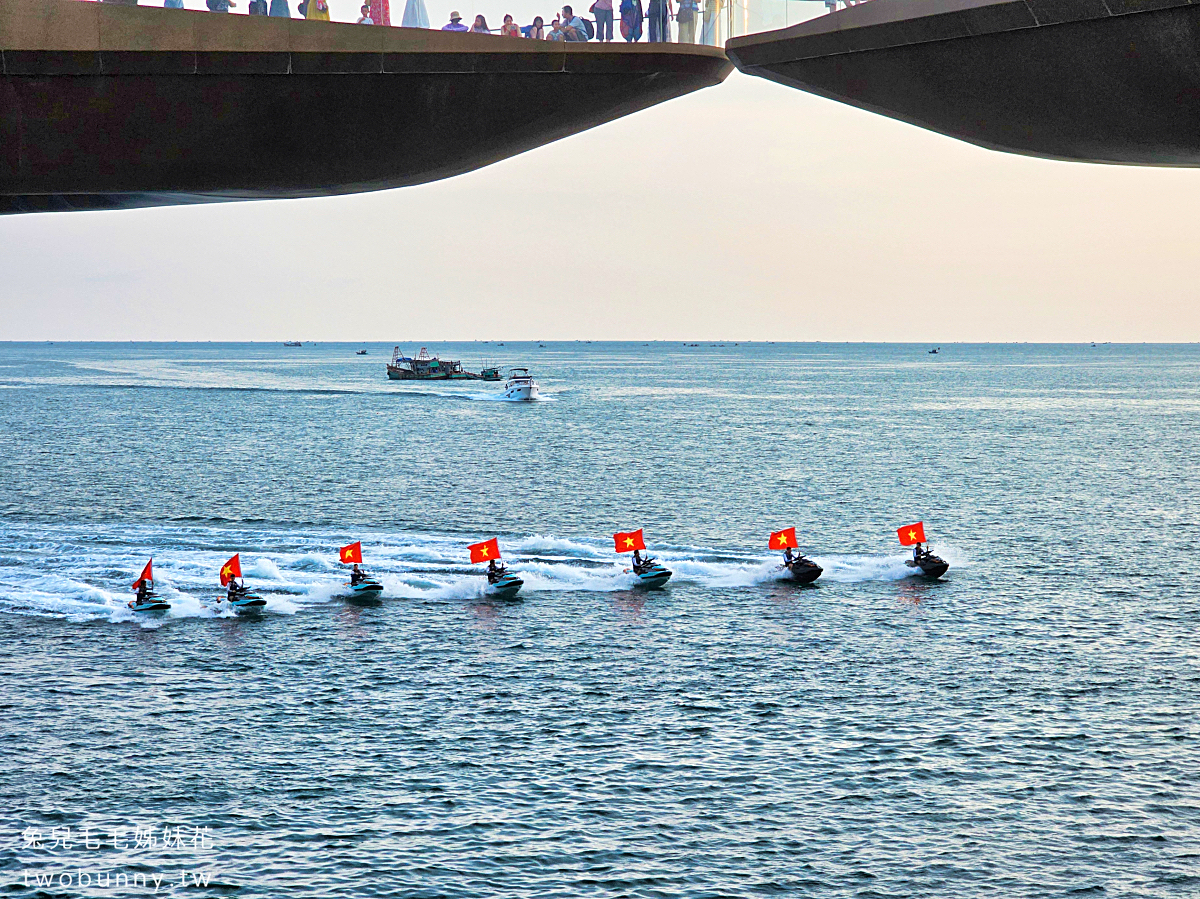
[1,342,1198,897]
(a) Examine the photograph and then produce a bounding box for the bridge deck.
[1,0,731,213]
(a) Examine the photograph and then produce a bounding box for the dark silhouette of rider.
[350,563,364,586]
[227,578,243,601]
[632,549,654,574]
[783,547,795,566]
[136,580,150,602]
[913,543,925,564]
[487,559,505,584]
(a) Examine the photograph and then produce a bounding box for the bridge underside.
[727,0,1200,166]
[0,0,731,214]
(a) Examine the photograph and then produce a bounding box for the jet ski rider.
[631,549,654,575]
[135,579,150,603]
[350,563,365,586]
[227,577,244,601]
[487,559,505,584]
[912,543,926,565]
[783,547,795,567]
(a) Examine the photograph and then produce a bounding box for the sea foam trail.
[0,521,968,621]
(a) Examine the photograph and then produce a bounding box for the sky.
[3,6,1200,342]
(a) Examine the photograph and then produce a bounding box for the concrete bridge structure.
[0,0,730,214]
[728,0,1200,166]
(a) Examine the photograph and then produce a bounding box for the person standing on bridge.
[675,0,697,43]
[590,0,613,41]
[619,0,643,41]
[401,0,429,28]
[442,10,469,30]
[646,0,670,41]
[305,0,330,20]
[268,0,291,16]
[370,0,391,26]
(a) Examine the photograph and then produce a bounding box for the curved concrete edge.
[726,0,1200,167]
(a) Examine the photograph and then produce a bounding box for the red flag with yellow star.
[613,529,646,553]
[769,527,798,550]
[898,522,926,546]
[132,558,153,589]
[469,538,500,564]
[339,542,363,564]
[219,553,242,586]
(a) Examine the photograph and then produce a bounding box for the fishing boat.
[501,368,539,401]
[284,341,302,347]
[387,346,469,380]
[387,346,506,381]
[356,349,368,355]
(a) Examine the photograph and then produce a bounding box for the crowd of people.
[435,1,703,43]
[182,0,711,43]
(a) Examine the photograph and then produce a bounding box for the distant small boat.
[356,350,368,355]
[501,368,539,400]
[284,341,302,347]
[929,347,940,354]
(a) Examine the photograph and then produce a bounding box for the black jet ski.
[782,554,823,584]
[906,551,949,579]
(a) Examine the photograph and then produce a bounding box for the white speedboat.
[501,368,539,401]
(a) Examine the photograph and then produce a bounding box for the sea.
[1,341,1198,897]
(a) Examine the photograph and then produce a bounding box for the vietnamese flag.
[469,538,500,564]
[613,529,646,553]
[219,553,242,586]
[132,558,153,589]
[339,541,363,565]
[769,527,798,550]
[898,522,926,546]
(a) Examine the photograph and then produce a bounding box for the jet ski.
[486,566,523,599]
[630,556,672,589]
[782,554,822,584]
[127,593,171,612]
[906,551,950,579]
[227,590,267,608]
[344,577,384,599]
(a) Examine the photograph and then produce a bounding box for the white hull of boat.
[502,382,538,401]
